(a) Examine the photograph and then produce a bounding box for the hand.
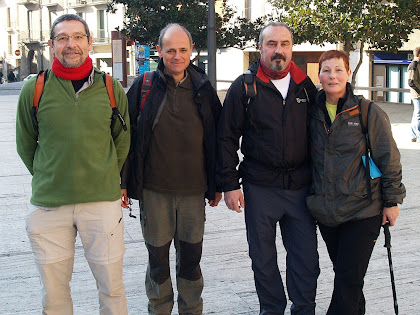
[382,206,399,226]
[121,189,129,208]
[224,189,244,213]
[208,192,222,207]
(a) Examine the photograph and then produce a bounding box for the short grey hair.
[258,22,293,47]
[50,14,90,40]
[158,23,193,48]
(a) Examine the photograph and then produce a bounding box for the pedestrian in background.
[7,69,16,82]
[307,50,406,314]
[16,14,130,314]
[217,22,320,314]
[408,46,420,143]
[121,23,222,314]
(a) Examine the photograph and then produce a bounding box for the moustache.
[63,50,82,55]
[271,54,286,61]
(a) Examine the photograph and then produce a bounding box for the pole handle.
[383,222,391,249]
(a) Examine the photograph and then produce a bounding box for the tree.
[269,0,420,86]
[108,0,265,61]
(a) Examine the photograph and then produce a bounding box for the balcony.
[67,0,110,8]
[92,29,110,44]
[17,0,38,3]
[67,0,87,8]
[17,0,39,10]
[20,30,50,44]
[7,21,17,33]
[41,0,64,9]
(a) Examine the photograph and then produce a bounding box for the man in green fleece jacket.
[16,14,130,315]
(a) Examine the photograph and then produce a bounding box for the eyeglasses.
[53,34,88,44]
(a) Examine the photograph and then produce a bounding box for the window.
[8,35,12,55]
[98,9,105,40]
[7,7,11,28]
[244,0,251,19]
[386,65,410,103]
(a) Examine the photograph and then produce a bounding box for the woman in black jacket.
[307,50,406,314]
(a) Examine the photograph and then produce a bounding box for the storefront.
[372,52,412,104]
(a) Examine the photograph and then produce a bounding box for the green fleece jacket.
[16,68,130,207]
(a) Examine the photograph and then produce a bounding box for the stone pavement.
[0,84,419,314]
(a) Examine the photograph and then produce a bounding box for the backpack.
[31,70,127,134]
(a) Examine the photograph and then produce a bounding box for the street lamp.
[207,0,216,89]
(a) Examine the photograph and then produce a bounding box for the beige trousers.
[26,200,128,315]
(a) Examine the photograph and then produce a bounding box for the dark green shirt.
[144,73,207,194]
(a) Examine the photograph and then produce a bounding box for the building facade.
[0,0,418,105]
[0,0,129,81]
[217,0,417,104]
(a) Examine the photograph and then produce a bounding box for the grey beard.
[271,60,285,71]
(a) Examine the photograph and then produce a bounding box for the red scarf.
[52,56,93,80]
[259,59,292,80]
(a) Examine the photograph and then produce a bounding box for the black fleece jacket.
[217,60,318,191]
[121,59,222,201]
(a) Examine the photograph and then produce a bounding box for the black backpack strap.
[242,71,257,102]
[358,97,373,201]
[241,71,259,131]
[103,73,127,131]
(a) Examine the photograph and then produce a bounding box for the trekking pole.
[383,222,398,315]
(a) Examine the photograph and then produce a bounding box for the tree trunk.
[192,49,201,63]
[351,41,364,88]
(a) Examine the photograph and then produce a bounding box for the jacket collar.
[249,59,308,85]
[157,58,209,91]
[315,82,357,111]
[314,82,360,125]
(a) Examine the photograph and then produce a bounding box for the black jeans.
[319,215,382,315]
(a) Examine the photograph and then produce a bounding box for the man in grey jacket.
[408,46,420,143]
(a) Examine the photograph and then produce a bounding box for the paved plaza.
[0,82,419,314]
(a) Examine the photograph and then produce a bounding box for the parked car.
[23,74,38,81]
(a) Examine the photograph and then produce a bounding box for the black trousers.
[318,215,382,315]
[243,182,319,315]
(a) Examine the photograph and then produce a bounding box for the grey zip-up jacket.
[408,57,420,99]
[306,85,406,227]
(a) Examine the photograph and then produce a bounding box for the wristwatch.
[384,202,398,207]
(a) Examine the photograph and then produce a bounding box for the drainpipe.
[39,0,44,71]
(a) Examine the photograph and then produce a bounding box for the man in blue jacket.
[217,22,320,314]
[121,23,222,314]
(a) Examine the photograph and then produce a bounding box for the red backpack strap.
[140,71,154,111]
[33,71,45,112]
[104,73,117,108]
[32,70,48,134]
[103,73,127,131]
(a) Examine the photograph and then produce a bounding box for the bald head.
[158,23,193,49]
[156,23,193,83]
